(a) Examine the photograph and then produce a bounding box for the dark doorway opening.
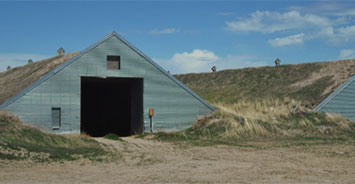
[81,77,143,137]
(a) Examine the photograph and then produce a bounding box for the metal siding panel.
[319,79,355,121]
[5,36,212,133]
[5,54,81,133]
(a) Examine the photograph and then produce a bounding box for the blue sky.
[0,1,355,73]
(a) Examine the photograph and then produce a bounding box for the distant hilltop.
[175,59,355,108]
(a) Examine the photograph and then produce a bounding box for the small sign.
[149,108,154,117]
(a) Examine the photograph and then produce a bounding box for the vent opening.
[107,55,121,70]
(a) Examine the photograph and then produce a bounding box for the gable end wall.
[318,79,355,121]
[5,36,212,133]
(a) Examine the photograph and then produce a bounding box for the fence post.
[149,108,154,133]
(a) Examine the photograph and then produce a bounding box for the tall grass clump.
[104,133,124,141]
[0,111,111,162]
[155,99,355,143]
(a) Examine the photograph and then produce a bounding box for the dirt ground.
[0,137,355,184]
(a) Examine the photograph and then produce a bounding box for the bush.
[104,133,124,141]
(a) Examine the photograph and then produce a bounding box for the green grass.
[0,111,112,162]
[174,62,344,108]
[104,133,124,141]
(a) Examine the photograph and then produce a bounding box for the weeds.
[154,99,355,146]
[0,111,111,162]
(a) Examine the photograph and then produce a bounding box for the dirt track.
[1,137,355,183]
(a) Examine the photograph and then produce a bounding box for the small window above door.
[107,55,121,70]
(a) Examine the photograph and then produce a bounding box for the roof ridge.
[0,32,113,110]
[111,32,215,111]
[0,31,214,111]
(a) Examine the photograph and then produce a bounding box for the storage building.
[0,31,214,136]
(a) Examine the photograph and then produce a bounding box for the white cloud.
[289,2,350,16]
[148,28,179,35]
[268,33,306,47]
[339,49,355,59]
[335,9,355,16]
[226,10,332,33]
[226,9,355,46]
[336,25,355,42]
[320,25,355,44]
[170,49,219,73]
[154,49,267,74]
[0,53,48,72]
[319,26,334,36]
[288,2,355,17]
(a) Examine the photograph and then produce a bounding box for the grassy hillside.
[0,52,79,105]
[175,59,355,108]
[157,59,355,145]
[155,99,355,145]
[0,111,110,162]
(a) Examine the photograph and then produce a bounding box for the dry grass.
[0,52,80,105]
[0,111,110,162]
[291,59,355,96]
[155,99,355,144]
[209,99,354,138]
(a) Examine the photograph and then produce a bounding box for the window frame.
[106,55,121,70]
[51,107,61,130]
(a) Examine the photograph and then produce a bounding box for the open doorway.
[81,77,143,137]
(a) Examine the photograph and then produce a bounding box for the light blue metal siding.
[317,77,355,121]
[5,56,81,133]
[5,35,212,133]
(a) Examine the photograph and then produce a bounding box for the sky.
[0,1,355,73]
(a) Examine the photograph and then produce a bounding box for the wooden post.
[150,117,152,133]
[149,108,154,133]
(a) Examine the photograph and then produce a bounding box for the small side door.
[52,107,61,130]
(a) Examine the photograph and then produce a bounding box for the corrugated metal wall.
[5,36,212,133]
[318,77,355,121]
